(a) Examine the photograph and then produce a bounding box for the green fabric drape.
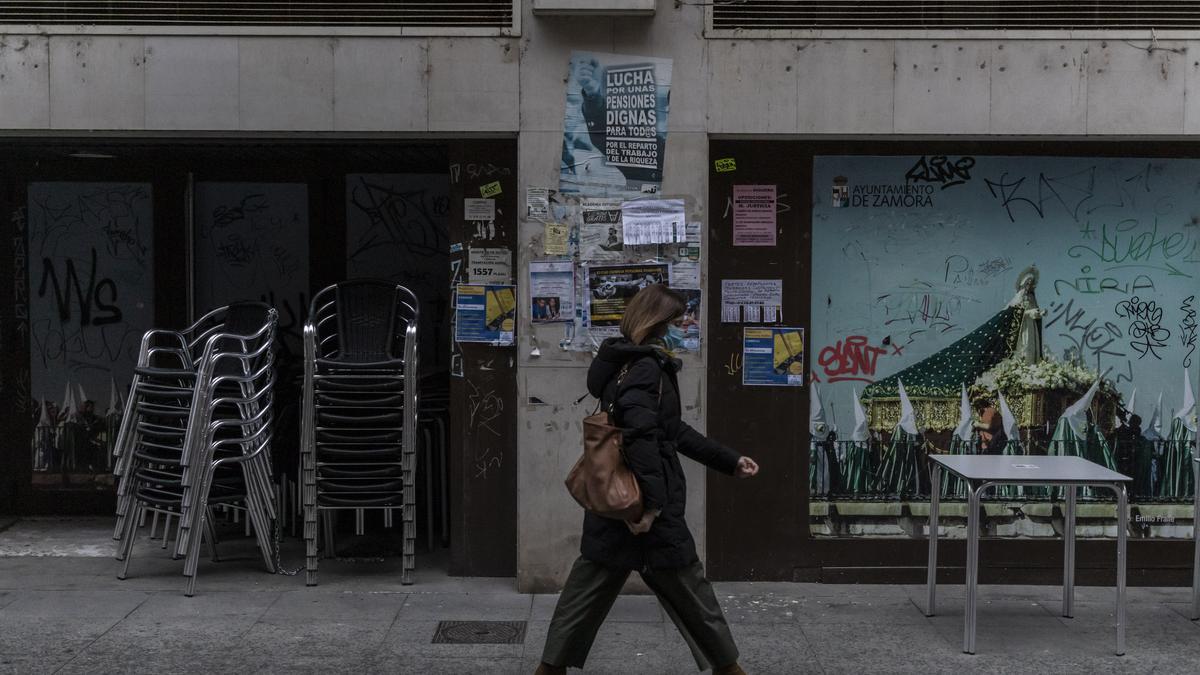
[809,441,831,497]
[1048,417,1116,498]
[876,430,922,498]
[1157,419,1196,498]
[842,441,874,495]
[997,440,1025,499]
[939,436,971,500]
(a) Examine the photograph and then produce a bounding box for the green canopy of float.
[863,305,1023,401]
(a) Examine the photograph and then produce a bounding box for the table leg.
[1063,484,1076,619]
[926,463,940,617]
[1193,460,1199,621]
[1115,482,1128,657]
[964,481,981,655]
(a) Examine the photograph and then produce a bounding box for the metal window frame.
[703,3,1200,39]
[0,0,521,37]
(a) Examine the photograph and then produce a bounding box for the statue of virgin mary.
[1008,265,1045,365]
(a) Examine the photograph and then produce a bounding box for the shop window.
[808,154,1199,540]
[26,182,156,486]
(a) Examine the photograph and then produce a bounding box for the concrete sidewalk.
[0,518,1197,674]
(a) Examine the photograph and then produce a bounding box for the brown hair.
[620,284,686,345]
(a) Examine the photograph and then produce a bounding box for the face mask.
[663,324,685,350]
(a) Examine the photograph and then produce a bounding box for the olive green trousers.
[540,556,739,671]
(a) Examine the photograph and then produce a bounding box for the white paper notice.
[526,187,550,220]
[670,261,701,289]
[721,279,783,323]
[621,199,687,245]
[580,198,624,262]
[468,247,513,285]
[465,198,496,222]
[529,260,575,323]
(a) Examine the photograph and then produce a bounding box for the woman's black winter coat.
[581,337,741,571]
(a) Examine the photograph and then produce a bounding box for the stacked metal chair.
[419,374,451,551]
[111,303,279,596]
[301,280,419,586]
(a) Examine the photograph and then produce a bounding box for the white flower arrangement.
[970,357,1118,402]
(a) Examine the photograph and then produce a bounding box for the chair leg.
[161,514,173,550]
[436,419,449,547]
[322,511,336,559]
[204,508,221,563]
[423,428,435,552]
[117,502,142,579]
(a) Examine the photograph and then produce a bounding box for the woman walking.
[536,284,760,675]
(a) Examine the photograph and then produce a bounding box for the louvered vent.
[712,1,1200,30]
[0,1,514,27]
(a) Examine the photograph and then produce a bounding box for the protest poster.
[560,51,672,200]
[455,284,516,346]
[530,261,575,324]
[587,263,669,331]
[743,327,805,386]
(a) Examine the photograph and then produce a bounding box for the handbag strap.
[606,362,633,415]
[606,356,665,417]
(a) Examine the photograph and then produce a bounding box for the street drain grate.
[432,620,527,645]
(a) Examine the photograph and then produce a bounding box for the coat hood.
[587,337,681,398]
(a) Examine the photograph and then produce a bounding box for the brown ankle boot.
[712,663,747,675]
[534,663,567,675]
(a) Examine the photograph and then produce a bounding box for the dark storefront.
[0,137,519,577]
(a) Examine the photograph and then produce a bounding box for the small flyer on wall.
[530,261,575,323]
[580,198,625,261]
[587,263,669,330]
[455,284,516,346]
[677,288,702,352]
[721,279,783,323]
[467,247,513,285]
[621,198,687,245]
[733,185,777,246]
[743,327,805,387]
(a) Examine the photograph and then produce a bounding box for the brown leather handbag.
[565,363,645,520]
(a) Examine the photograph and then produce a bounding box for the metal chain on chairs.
[272,512,303,576]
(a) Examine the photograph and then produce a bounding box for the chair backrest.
[305,280,417,363]
[335,280,401,362]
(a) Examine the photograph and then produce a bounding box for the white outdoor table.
[925,454,1132,655]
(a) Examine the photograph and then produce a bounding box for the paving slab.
[374,655,526,675]
[130,590,281,618]
[530,593,665,623]
[397,592,532,621]
[240,618,393,657]
[0,589,148,618]
[802,622,960,675]
[3,517,1200,674]
[0,650,81,675]
[0,614,120,656]
[262,589,406,622]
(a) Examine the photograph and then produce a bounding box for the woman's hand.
[736,456,759,478]
[625,509,660,535]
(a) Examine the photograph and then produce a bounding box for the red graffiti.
[818,335,888,383]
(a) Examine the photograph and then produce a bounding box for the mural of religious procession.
[808,155,1199,537]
